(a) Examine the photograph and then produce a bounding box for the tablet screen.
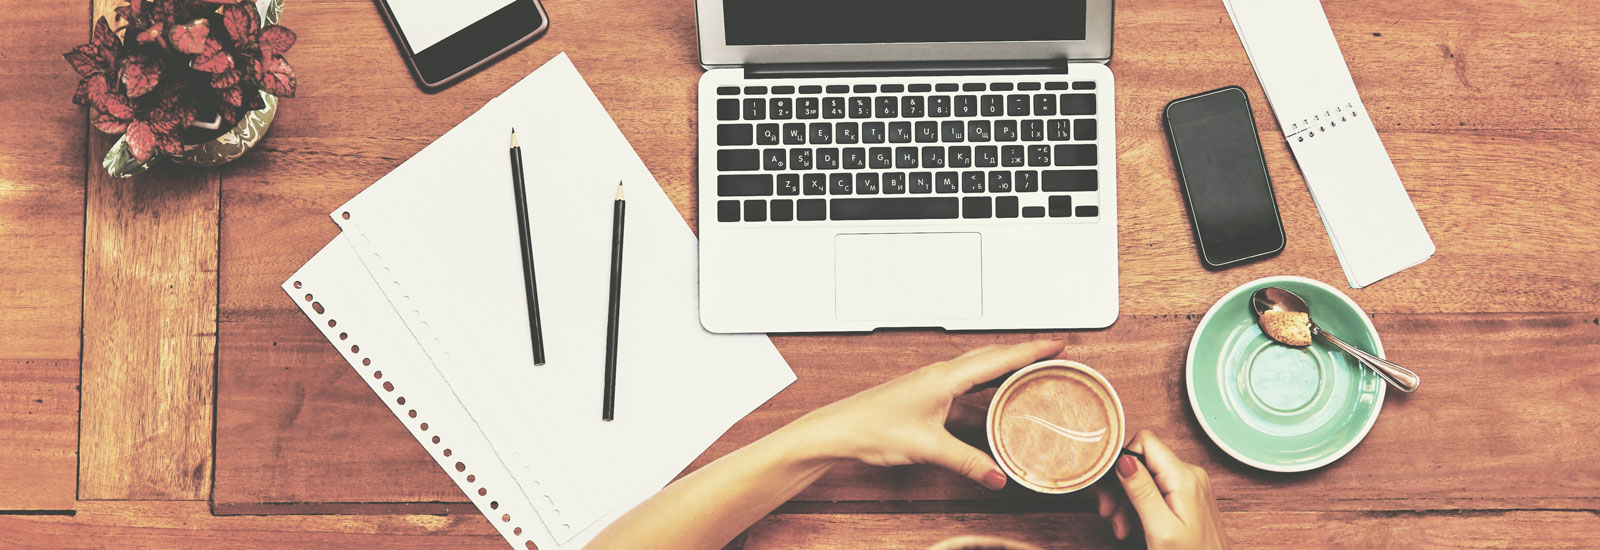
[387,0,514,52]
[723,0,1087,46]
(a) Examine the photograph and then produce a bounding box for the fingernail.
[1116,455,1137,478]
[982,470,1008,490]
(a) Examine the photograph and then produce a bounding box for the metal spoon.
[1251,286,1420,393]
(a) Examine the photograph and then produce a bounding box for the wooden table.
[2,0,1598,547]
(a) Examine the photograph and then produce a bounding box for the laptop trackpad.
[835,233,983,322]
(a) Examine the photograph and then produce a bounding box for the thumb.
[924,434,1009,491]
[1115,454,1179,533]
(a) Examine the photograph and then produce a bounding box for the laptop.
[696,0,1119,333]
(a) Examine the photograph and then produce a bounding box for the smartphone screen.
[377,0,548,89]
[385,0,513,52]
[1164,86,1285,268]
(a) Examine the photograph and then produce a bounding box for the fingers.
[923,433,1008,491]
[941,339,1066,393]
[1125,430,1195,498]
[944,395,989,430]
[1114,453,1179,534]
[928,536,1044,550]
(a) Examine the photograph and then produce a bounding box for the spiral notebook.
[1224,0,1435,288]
[283,53,796,549]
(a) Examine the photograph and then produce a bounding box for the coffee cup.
[986,360,1125,493]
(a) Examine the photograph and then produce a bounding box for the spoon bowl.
[1251,286,1420,393]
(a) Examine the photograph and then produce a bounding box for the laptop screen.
[722,0,1088,46]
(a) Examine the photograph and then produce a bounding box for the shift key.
[717,149,760,171]
[718,174,773,196]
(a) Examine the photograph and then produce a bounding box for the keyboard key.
[798,97,819,119]
[884,172,907,194]
[757,123,780,145]
[955,95,977,117]
[743,98,766,119]
[1073,81,1096,90]
[962,171,986,193]
[935,172,959,193]
[1045,82,1070,91]
[1048,119,1071,141]
[837,122,859,144]
[976,146,999,167]
[816,147,840,170]
[930,96,952,117]
[881,84,904,93]
[790,148,813,170]
[869,147,892,169]
[910,172,932,193]
[777,174,800,195]
[1007,94,1030,116]
[1048,195,1073,217]
[850,97,872,118]
[718,200,740,222]
[1043,169,1097,191]
[799,85,822,94]
[718,174,773,196]
[864,122,887,143]
[1034,94,1055,116]
[902,96,924,118]
[888,122,912,143]
[775,85,796,93]
[803,174,826,195]
[717,124,753,146]
[1015,170,1039,192]
[1060,94,1095,115]
[915,121,939,143]
[770,199,794,221]
[1002,145,1025,167]
[853,84,877,93]
[988,171,1013,192]
[1028,145,1051,167]
[716,86,739,95]
[921,146,945,168]
[1022,119,1044,141]
[994,120,1016,142]
[941,121,964,142]
[798,198,826,220]
[948,146,973,167]
[1053,144,1097,166]
[771,97,793,119]
[824,97,846,119]
[855,172,880,194]
[875,96,898,118]
[831,197,959,220]
[909,84,932,92]
[963,196,992,218]
[843,147,866,169]
[1076,205,1099,217]
[969,120,992,142]
[830,173,853,194]
[809,122,833,144]
[783,123,806,145]
[744,85,767,95]
[717,99,740,120]
[763,149,787,170]
[895,147,919,168]
[936,83,959,92]
[825,84,849,93]
[1022,205,1046,218]
[996,195,1019,218]
[981,95,1003,116]
[1018,82,1041,91]
[718,149,760,171]
[1075,119,1097,141]
[962,83,986,92]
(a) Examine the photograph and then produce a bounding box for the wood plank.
[0,0,88,511]
[213,312,1600,512]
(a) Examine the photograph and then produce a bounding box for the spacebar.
[830,197,960,220]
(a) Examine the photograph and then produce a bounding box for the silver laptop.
[696,0,1118,333]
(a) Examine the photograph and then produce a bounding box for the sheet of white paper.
[282,235,654,550]
[1223,0,1434,287]
[330,53,796,543]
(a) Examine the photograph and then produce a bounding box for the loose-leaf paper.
[92,108,130,134]
[125,121,157,162]
[222,3,261,48]
[64,45,102,77]
[191,39,235,73]
[168,19,211,54]
[255,55,295,97]
[121,56,162,97]
[258,26,296,57]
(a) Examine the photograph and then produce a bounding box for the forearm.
[588,419,844,550]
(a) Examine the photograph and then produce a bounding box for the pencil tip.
[615,182,625,200]
[509,130,519,148]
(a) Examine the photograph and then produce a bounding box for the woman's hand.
[788,339,1067,490]
[1096,430,1231,549]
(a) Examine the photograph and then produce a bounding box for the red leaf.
[210,69,240,90]
[168,19,211,54]
[121,56,162,97]
[149,96,196,134]
[114,5,131,22]
[156,133,186,156]
[73,77,92,105]
[135,22,164,44]
[125,121,158,162]
[220,85,244,107]
[255,55,296,98]
[64,45,102,77]
[258,26,296,56]
[99,93,136,121]
[191,39,235,73]
[92,108,130,134]
[91,17,119,51]
[240,89,266,111]
[222,3,260,48]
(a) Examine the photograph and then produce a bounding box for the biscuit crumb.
[1260,310,1313,347]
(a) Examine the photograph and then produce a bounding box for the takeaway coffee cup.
[986,360,1125,493]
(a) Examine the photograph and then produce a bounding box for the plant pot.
[102,0,285,178]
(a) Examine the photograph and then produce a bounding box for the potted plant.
[65,0,297,177]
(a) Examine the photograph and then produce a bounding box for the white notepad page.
[1224,0,1435,288]
[331,53,796,544]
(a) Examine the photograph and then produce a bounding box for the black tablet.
[375,0,548,91]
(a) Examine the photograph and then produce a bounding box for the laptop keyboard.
[711,80,1102,223]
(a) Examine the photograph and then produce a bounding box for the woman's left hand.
[787,339,1067,490]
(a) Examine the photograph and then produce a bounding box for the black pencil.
[509,129,546,365]
[602,181,625,421]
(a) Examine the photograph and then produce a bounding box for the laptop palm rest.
[834,233,983,322]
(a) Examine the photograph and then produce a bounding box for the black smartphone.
[1163,86,1285,269]
[374,0,549,91]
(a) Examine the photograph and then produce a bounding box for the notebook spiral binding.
[1289,101,1362,143]
[283,237,555,550]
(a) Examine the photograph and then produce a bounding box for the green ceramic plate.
[1186,276,1385,472]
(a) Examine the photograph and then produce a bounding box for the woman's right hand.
[1097,430,1231,549]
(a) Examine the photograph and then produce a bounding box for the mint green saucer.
[1186,276,1385,472]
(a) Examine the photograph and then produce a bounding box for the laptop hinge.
[746,59,1071,79]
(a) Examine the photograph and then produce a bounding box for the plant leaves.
[92,108,131,134]
[254,55,295,98]
[258,26,295,56]
[114,5,132,22]
[121,56,162,97]
[135,22,164,44]
[149,95,196,134]
[64,45,103,77]
[156,133,185,156]
[222,3,260,48]
[191,39,235,73]
[210,69,240,89]
[240,89,266,111]
[73,77,92,105]
[220,85,244,107]
[91,17,119,52]
[125,121,158,163]
[168,19,211,54]
[99,92,136,121]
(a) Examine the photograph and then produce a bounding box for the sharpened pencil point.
[616,181,625,200]
[509,129,519,149]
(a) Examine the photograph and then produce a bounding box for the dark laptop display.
[723,0,1088,46]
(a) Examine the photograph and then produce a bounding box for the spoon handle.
[1312,326,1420,393]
